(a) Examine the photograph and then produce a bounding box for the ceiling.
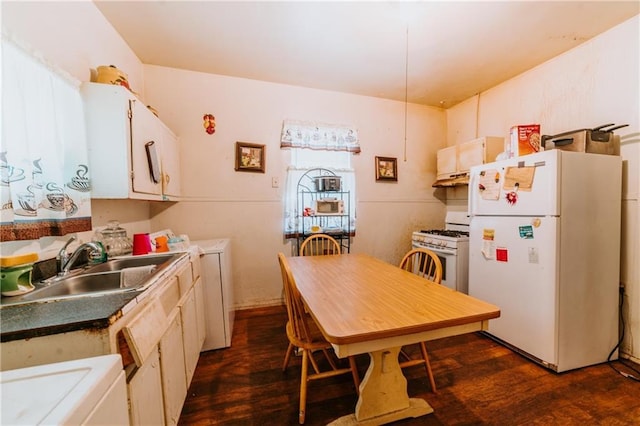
[94,1,639,108]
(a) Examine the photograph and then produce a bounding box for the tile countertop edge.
[0,251,191,343]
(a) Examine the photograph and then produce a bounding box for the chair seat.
[285,319,332,351]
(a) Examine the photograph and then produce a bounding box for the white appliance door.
[469,150,560,217]
[194,239,233,351]
[412,242,458,292]
[199,251,226,351]
[469,215,559,367]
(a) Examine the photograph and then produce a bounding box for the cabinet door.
[82,83,133,198]
[161,125,181,199]
[194,278,206,348]
[181,287,200,385]
[128,347,165,426]
[458,138,485,174]
[159,311,188,426]
[130,99,164,197]
[436,145,458,179]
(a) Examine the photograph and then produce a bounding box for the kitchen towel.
[120,265,156,288]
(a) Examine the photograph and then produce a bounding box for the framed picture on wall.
[375,156,397,181]
[235,142,266,173]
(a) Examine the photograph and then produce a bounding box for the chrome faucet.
[56,237,106,275]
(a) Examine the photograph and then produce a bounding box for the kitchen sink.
[1,252,184,307]
[84,253,182,274]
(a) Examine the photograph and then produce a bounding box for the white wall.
[143,66,446,308]
[446,15,640,362]
[2,2,447,308]
[1,1,144,93]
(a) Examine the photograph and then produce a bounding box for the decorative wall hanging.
[375,156,398,182]
[280,120,360,153]
[235,142,265,173]
[203,114,216,134]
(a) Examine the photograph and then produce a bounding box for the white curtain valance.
[280,120,360,153]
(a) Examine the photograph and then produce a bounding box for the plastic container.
[1,253,38,296]
[132,233,152,255]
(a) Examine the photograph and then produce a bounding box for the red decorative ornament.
[506,191,518,205]
[203,114,216,134]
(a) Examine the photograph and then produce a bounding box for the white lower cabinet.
[0,253,205,426]
[194,278,206,348]
[160,311,188,426]
[128,348,165,426]
[181,286,200,384]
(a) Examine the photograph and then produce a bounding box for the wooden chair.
[299,234,341,256]
[398,247,443,393]
[399,247,443,283]
[278,253,360,424]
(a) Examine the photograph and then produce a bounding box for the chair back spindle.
[299,234,341,256]
[399,248,442,283]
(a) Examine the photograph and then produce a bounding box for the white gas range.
[411,211,469,294]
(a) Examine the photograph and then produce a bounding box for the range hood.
[432,173,470,188]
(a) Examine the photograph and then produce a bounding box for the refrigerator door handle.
[468,169,477,215]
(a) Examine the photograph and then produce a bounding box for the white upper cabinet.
[436,145,458,180]
[458,137,503,174]
[434,136,504,186]
[81,82,181,200]
[160,125,182,199]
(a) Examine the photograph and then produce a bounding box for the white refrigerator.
[468,149,621,372]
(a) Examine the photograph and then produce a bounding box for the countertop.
[0,251,191,343]
[0,292,140,342]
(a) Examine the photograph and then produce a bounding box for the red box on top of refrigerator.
[507,124,541,158]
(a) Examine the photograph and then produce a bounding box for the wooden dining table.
[286,253,500,425]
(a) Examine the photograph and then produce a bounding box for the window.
[1,37,92,241]
[283,149,356,242]
[280,119,360,250]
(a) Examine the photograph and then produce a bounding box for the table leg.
[329,347,433,425]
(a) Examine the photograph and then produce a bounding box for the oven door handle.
[412,243,457,256]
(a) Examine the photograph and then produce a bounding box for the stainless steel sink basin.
[8,271,128,302]
[84,253,182,273]
[1,252,184,307]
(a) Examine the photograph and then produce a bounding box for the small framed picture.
[375,156,397,181]
[235,142,266,173]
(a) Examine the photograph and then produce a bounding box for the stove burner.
[420,229,469,238]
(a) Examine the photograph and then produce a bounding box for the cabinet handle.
[165,174,171,184]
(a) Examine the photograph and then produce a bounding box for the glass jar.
[95,220,132,257]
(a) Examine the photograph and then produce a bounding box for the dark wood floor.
[179,305,639,425]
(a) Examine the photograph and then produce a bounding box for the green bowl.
[1,264,35,296]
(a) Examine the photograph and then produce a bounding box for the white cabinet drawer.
[177,263,194,296]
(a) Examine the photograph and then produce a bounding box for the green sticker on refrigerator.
[519,225,534,239]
